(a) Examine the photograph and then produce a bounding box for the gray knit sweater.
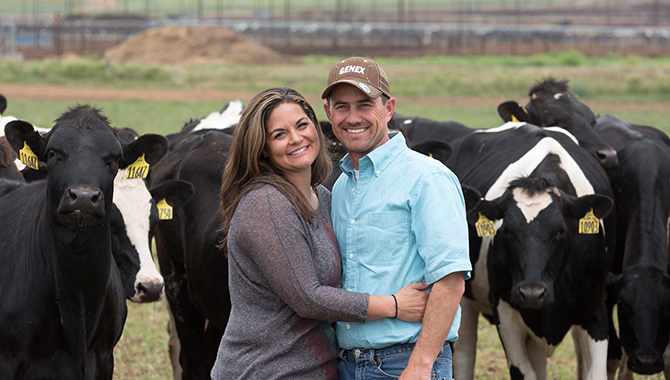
[211,184,369,380]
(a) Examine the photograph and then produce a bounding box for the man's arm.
[399,271,465,380]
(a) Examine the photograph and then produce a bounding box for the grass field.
[3,53,670,379]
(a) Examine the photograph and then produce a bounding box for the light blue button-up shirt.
[332,133,472,350]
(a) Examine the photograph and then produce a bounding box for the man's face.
[324,84,395,167]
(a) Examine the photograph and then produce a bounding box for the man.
[322,56,472,380]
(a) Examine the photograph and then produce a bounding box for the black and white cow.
[594,114,670,379]
[498,77,618,170]
[389,112,474,169]
[148,129,233,380]
[0,105,167,379]
[452,122,615,380]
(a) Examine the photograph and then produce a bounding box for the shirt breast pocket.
[366,212,410,266]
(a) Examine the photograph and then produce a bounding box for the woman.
[211,87,429,380]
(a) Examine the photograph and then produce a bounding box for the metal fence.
[2,1,670,60]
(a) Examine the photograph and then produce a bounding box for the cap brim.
[321,79,383,100]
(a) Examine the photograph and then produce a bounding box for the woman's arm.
[368,282,430,322]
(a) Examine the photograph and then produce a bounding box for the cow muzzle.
[628,351,664,375]
[514,283,550,309]
[133,281,164,303]
[593,147,618,169]
[57,185,106,230]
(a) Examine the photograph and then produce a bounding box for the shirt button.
[351,219,355,224]
[349,254,354,259]
[346,324,351,329]
[354,349,361,356]
[351,187,355,192]
[376,170,380,175]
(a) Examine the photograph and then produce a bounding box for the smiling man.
[322,57,472,380]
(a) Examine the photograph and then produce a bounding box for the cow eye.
[554,228,567,240]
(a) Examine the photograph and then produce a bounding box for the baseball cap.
[321,57,391,100]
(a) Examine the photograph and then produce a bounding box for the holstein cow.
[0,105,167,379]
[498,77,618,170]
[389,112,475,169]
[594,114,670,379]
[148,129,233,380]
[452,122,615,380]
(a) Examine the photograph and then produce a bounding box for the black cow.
[0,105,167,379]
[148,129,231,380]
[452,123,615,380]
[498,77,618,170]
[594,114,670,378]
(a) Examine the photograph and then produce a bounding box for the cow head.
[5,105,168,245]
[498,78,618,169]
[469,177,612,310]
[608,264,670,375]
[112,174,193,303]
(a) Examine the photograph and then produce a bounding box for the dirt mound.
[104,25,292,65]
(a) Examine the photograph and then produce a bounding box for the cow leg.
[664,342,670,380]
[527,338,548,380]
[453,297,480,380]
[572,325,609,380]
[616,350,633,380]
[497,301,538,380]
[605,284,622,380]
[165,300,183,380]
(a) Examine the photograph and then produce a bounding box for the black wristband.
[392,294,398,319]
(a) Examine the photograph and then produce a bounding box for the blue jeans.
[338,341,453,380]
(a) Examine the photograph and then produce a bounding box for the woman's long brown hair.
[219,87,332,252]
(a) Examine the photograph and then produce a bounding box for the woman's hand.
[394,282,430,322]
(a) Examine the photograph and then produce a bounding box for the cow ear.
[411,141,452,166]
[120,133,169,168]
[498,101,530,123]
[149,180,195,209]
[569,194,613,220]
[0,94,7,115]
[5,120,48,160]
[466,198,503,226]
[461,184,482,213]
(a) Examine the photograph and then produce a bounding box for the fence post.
[54,12,62,56]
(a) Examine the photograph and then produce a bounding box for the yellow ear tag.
[475,213,496,237]
[126,153,150,179]
[579,208,599,234]
[157,198,173,220]
[429,152,434,158]
[511,115,520,122]
[522,106,528,114]
[19,141,39,170]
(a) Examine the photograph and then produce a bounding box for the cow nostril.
[516,284,548,309]
[136,282,164,303]
[594,148,618,169]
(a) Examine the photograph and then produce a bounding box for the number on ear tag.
[19,141,39,170]
[157,198,173,220]
[475,213,496,237]
[579,208,599,234]
[126,153,150,179]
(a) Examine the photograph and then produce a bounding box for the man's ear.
[323,101,331,122]
[384,97,396,123]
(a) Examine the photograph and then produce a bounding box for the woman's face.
[264,102,320,181]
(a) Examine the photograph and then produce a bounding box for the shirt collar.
[339,133,408,180]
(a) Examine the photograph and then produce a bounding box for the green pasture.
[2,53,670,379]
